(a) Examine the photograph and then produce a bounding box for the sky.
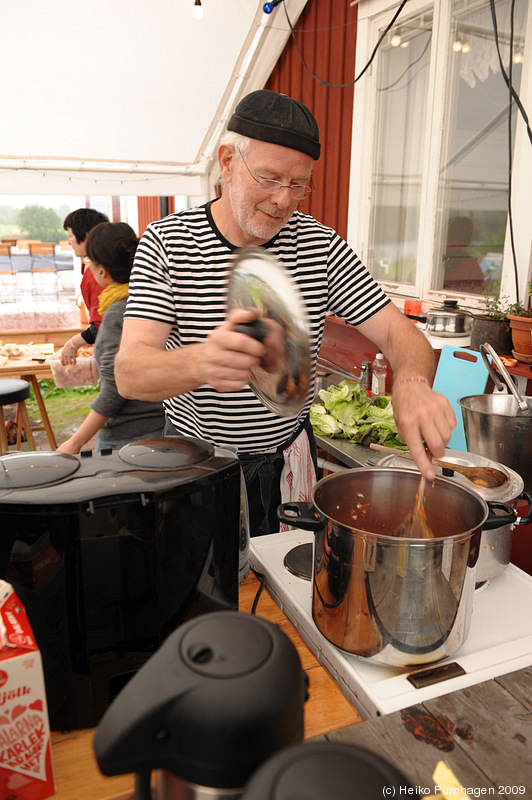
[0,195,86,209]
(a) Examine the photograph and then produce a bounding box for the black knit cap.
[227,89,321,160]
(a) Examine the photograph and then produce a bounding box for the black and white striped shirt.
[125,200,390,453]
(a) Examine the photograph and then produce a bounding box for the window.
[349,0,532,309]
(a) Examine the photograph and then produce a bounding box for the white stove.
[250,529,532,719]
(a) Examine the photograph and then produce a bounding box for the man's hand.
[201,308,266,392]
[392,382,456,479]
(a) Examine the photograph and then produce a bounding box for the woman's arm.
[57,409,108,454]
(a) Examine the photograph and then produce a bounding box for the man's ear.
[218,144,236,184]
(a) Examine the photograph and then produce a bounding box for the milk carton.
[0,580,55,800]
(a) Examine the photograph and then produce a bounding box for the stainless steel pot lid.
[377,448,523,502]
[118,436,214,469]
[0,451,80,489]
[227,247,311,417]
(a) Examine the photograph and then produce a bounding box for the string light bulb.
[192,0,203,20]
[264,0,283,13]
[391,34,401,47]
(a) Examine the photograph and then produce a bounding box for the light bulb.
[452,40,462,53]
[461,42,470,54]
[513,52,524,64]
[264,0,282,12]
[192,0,203,20]
[391,34,401,47]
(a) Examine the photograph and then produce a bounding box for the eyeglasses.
[236,148,313,200]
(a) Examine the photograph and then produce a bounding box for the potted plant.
[506,282,532,359]
[470,293,513,354]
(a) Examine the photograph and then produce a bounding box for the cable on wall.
[489,0,532,146]
[489,0,532,300]
[278,0,409,88]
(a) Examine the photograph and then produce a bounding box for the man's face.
[226,141,313,244]
[66,227,86,258]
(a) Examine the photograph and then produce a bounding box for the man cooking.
[115,89,455,536]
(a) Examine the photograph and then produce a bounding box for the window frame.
[348,0,532,310]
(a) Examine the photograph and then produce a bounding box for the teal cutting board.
[432,345,490,451]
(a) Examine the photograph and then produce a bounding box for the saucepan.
[405,299,472,337]
[375,448,532,586]
[278,468,516,668]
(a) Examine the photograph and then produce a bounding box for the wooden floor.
[47,571,362,800]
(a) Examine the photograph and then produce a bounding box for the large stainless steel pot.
[278,469,516,668]
[458,394,532,492]
[377,449,532,585]
[405,300,472,337]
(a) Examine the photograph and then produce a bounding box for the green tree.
[17,204,64,243]
[0,205,19,225]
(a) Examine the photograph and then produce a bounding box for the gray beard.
[228,185,285,242]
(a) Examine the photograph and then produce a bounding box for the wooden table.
[0,328,83,348]
[41,573,532,799]
[326,666,531,798]
[0,358,57,449]
[46,571,362,800]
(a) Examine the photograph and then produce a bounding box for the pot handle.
[515,492,532,526]
[479,343,505,392]
[404,313,427,323]
[481,343,529,412]
[484,501,517,530]
[277,501,324,531]
[234,319,269,341]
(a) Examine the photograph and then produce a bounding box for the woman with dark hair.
[57,222,165,454]
[61,207,109,365]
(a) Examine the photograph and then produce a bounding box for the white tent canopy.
[0,0,307,199]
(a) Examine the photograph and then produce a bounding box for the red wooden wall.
[265,0,358,238]
[137,0,358,238]
[137,196,176,236]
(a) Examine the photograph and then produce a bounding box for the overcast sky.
[0,195,86,209]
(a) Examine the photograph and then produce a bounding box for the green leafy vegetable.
[310,379,407,448]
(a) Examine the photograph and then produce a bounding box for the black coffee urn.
[94,611,307,799]
[240,741,417,799]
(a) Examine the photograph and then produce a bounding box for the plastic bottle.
[371,352,387,396]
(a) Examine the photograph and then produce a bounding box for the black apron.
[163,415,317,537]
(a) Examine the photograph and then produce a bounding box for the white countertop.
[420,325,471,350]
[250,530,532,719]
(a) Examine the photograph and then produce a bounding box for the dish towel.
[280,428,316,531]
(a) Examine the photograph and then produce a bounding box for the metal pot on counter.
[405,299,472,337]
[377,449,532,585]
[459,345,532,493]
[278,468,517,668]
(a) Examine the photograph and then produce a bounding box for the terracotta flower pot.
[508,314,532,359]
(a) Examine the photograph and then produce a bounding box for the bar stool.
[0,379,37,455]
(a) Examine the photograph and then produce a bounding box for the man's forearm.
[115,342,204,401]
[386,324,435,385]
[358,303,435,384]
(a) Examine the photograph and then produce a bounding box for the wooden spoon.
[369,443,508,488]
[393,453,434,539]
